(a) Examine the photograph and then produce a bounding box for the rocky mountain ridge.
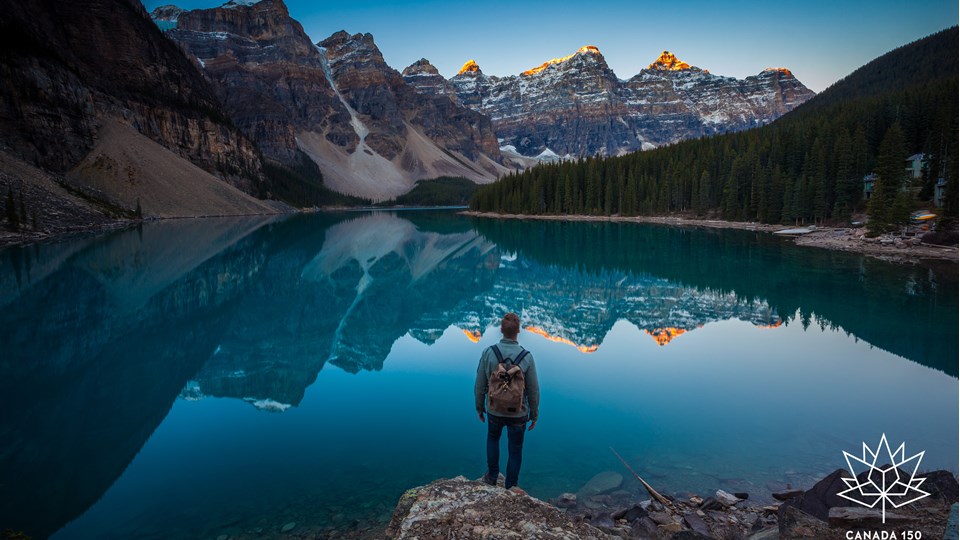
[0,0,281,231]
[154,0,507,200]
[405,48,815,159]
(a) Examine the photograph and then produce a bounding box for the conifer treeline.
[471,28,959,227]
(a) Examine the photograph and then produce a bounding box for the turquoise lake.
[0,210,957,539]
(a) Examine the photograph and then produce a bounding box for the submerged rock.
[577,471,624,498]
[386,476,616,539]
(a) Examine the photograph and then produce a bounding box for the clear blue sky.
[143,0,958,92]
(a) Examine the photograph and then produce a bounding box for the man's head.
[501,312,520,340]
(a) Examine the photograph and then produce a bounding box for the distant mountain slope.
[0,0,283,228]
[471,27,958,223]
[404,48,814,159]
[154,0,507,201]
[793,26,959,114]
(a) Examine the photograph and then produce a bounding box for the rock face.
[163,0,355,165]
[778,468,959,540]
[400,58,459,103]
[386,476,616,539]
[156,0,506,200]
[0,0,265,195]
[414,48,815,159]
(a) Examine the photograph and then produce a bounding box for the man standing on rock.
[474,312,539,490]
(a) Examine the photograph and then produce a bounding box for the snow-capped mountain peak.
[222,0,262,8]
[431,44,814,159]
[458,59,482,76]
[647,50,697,71]
[521,45,602,76]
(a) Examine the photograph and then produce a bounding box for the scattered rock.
[649,510,678,525]
[715,489,743,507]
[747,526,779,539]
[657,522,685,535]
[610,504,647,522]
[777,505,832,539]
[920,470,960,505]
[682,512,712,537]
[778,468,853,520]
[733,492,750,500]
[700,497,723,511]
[555,492,577,508]
[670,530,712,539]
[646,500,665,512]
[741,511,759,529]
[827,506,914,528]
[771,489,804,501]
[636,517,661,537]
[577,471,624,498]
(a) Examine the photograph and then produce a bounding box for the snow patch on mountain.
[223,0,262,8]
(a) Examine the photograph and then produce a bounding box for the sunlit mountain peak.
[762,67,794,77]
[521,45,602,76]
[458,59,481,75]
[645,327,688,346]
[648,50,694,71]
[525,325,599,353]
[462,329,482,343]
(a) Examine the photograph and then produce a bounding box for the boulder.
[747,526,779,539]
[385,476,617,539]
[682,512,713,537]
[781,468,958,523]
[715,490,743,506]
[777,505,832,539]
[611,504,648,522]
[555,492,577,508]
[771,489,805,501]
[919,470,959,505]
[827,506,914,528]
[700,497,724,511]
[779,468,854,521]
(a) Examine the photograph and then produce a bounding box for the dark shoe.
[481,473,497,486]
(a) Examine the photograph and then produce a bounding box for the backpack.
[486,345,529,415]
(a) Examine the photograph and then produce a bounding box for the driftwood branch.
[610,447,672,507]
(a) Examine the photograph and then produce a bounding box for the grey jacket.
[474,338,539,422]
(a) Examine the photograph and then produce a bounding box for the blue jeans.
[486,414,526,489]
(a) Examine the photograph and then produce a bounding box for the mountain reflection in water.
[0,210,955,539]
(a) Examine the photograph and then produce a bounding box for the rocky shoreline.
[461,211,959,264]
[383,468,958,540]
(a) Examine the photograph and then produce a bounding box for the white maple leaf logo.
[837,434,931,523]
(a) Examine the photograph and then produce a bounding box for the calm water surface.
[0,210,956,539]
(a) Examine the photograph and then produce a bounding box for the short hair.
[501,312,520,338]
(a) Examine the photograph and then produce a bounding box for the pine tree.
[868,123,907,234]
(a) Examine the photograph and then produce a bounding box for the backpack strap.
[513,349,529,367]
[491,344,505,363]
[492,345,528,367]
